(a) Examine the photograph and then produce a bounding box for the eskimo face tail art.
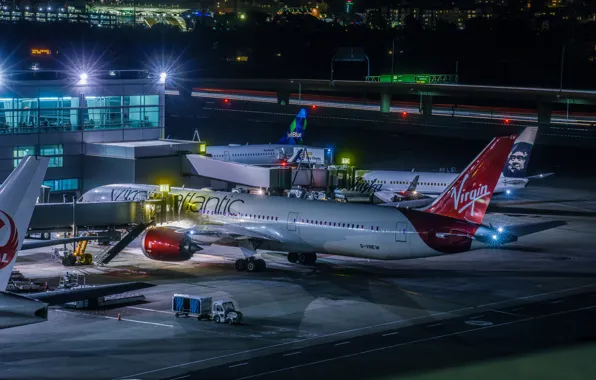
[278,108,308,145]
[503,126,537,179]
[424,135,517,225]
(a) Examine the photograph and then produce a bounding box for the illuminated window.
[40,144,64,167]
[42,178,79,191]
[13,146,36,167]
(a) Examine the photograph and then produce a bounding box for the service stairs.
[93,221,155,266]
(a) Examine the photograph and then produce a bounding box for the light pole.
[391,37,397,76]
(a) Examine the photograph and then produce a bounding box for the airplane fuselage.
[205,144,326,166]
[81,184,493,261]
[358,171,528,196]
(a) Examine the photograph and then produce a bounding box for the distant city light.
[311,105,317,109]
[240,14,246,20]
[224,98,229,103]
[402,111,408,117]
[505,118,510,124]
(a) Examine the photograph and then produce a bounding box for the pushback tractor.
[172,294,243,325]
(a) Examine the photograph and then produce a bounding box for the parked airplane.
[342,127,550,204]
[204,108,329,166]
[79,135,564,273]
[0,156,154,330]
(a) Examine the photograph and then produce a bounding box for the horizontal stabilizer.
[503,220,567,238]
[379,198,435,208]
[525,172,554,180]
[29,282,155,306]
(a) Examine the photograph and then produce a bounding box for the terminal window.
[84,95,159,129]
[42,178,79,192]
[1,94,160,133]
[13,145,35,168]
[40,144,64,168]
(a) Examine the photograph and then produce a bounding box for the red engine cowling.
[141,227,197,262]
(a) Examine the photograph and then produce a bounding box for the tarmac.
[2,185,596,380]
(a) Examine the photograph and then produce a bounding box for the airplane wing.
[525,172,554,180]
[378,198,435,208]
[21,237,108,251]
[28,282,155,306]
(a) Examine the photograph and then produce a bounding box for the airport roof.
[86,139,202,159]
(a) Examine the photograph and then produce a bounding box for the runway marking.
[229,362,249,368]
[115,284,596,380]
[551,300,564,304]
[490,309,525,317]
[469,315,484,319]
[382,332,399,337]
[475,283,596,309]
[427,323,443,328]
[169,376,190,380]
[237,305,596,380]
[53,309,174,327]
[334,341,350,346]
[104,316,174,327]
[127,306,174,314]
[283,352,302,357]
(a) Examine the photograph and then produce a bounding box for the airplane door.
[223,151,230,161]
[395,222,407,242]
[287,212,299,232]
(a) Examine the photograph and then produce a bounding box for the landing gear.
[289,253,317,265]
[235,257,266,272]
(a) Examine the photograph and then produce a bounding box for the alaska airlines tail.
[278,108,308,145]
[502,127,538,179]
[0,156,50,291]
[425,135,516,225]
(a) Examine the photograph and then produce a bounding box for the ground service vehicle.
[172,294,243,325]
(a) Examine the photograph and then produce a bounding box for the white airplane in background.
[342,127,551,204]
[79,135,564,272]
[0,157,154,330]
[203,108,330,166]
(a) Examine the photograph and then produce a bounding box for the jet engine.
[140,227,201,262]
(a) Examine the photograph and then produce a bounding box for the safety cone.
[117,313,121,321]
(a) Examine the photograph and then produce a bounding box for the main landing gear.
[287,252,317,265]
[235,257,267,272]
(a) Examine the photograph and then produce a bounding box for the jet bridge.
[186,154,292,189]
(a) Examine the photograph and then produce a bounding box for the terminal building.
[0,69,205,201]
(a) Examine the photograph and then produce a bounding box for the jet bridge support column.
[421,95,433,116]
[537,102,552,125]
[380,93,391,113]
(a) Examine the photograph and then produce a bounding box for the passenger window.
[356,225,359,229]
[376,226,379,231]
[343,223,346,227]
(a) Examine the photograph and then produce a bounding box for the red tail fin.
[425,135,517,224]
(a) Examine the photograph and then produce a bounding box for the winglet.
[0,156,50,291]
[424,136,516,224]
[406,175,419,192]
[278,108,308,145]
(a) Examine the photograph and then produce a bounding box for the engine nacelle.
[140,227,199,262]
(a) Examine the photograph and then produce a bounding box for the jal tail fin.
[0,156,50,291]
[278,108,308,145]
[424,135,516,225]
[503,126,538,179]
[406,175,419,192]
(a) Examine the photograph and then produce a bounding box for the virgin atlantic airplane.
[80,135,564,272]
